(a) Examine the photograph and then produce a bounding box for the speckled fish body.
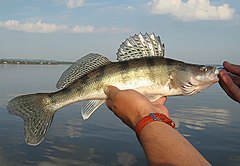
[54,56,218,107]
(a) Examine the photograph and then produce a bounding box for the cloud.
[0,19,131,34]
[0,19,94,33]
[148,0,235,21]
[66,0,84,8]
[72,25,94,33]
[0,20,63,33]
[126,6,135,11]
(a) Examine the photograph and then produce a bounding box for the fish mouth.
[193,67,219,92]
[206,65,224,82]
[206,67,220,83]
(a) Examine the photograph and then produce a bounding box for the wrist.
[131,108,155,129]
[122,102,169,130]
[135,113,175,138]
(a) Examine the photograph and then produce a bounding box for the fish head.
[174,63,219,95]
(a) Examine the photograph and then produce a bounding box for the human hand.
[219,61,240,103]
[104,86,169,129]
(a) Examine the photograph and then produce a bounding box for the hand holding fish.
[104,86,211,165]
[104,86,169,129]
[219,61,240,103]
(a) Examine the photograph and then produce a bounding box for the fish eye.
[200,66,208,72]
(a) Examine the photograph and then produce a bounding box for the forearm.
[104,86,210,165]
[138,121,211,166]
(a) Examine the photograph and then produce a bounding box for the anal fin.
[81,100,105,120]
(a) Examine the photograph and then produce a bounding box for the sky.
[0,0,239,64]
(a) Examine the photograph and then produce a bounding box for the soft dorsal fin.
[56,53,111,89]
[116,33,165,61]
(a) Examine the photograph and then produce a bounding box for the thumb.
[104,86,120,99]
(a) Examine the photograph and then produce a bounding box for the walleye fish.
[7,33,219,146]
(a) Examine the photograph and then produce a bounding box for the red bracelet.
[135,113,175,138]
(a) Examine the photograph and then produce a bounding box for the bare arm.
[104,86,211,166]
[219,61,240,103]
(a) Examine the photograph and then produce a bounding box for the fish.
[7,33,220,146]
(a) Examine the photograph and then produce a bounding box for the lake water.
[0,64,239,166]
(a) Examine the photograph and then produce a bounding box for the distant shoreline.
[0,59,73,65]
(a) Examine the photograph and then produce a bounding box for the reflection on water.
[0,64,240,166]
[117,152,137,166]
[36,144,103,166]
[173,107,230,130]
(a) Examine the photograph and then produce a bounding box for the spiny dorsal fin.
[56,53,111,89]
[116,33,165,61]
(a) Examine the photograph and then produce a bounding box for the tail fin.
[7,93,55,146]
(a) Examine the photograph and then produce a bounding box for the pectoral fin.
[81,100,105,120]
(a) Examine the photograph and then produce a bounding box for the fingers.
[219,69,236,92]
[219,70,234,98]
[219,69,240,102]
[223,61,240,76]
[231,74,240,87]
